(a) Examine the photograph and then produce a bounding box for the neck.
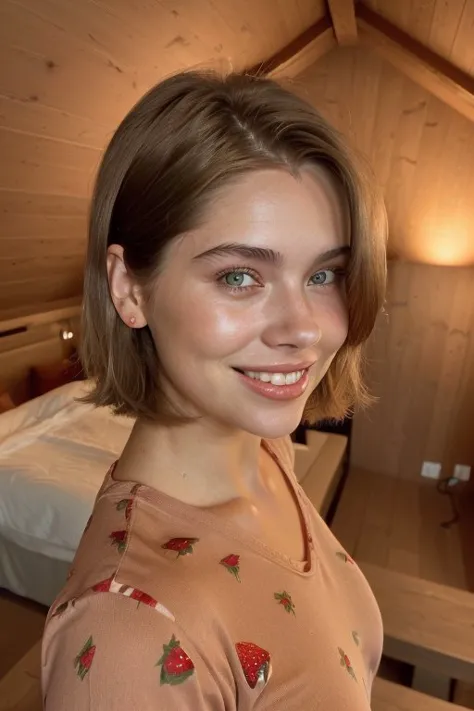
[115,416,266,507]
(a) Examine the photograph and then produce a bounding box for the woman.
[42,70,387,709]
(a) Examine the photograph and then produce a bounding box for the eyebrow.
[192,242,351,266]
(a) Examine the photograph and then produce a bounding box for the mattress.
[0,380,134,603]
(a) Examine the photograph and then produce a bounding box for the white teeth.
[242,370,304,386]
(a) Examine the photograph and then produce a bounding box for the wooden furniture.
[361,562,474,700]
[372,677,470,711]
[0,640,42,711]
[294,429,348,519]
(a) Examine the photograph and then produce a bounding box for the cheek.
[151,291,257,360]
[318,297,349,353]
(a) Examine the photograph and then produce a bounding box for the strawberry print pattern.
[236,642,271,689]
[74,636,96,680]
[116,485,140,522]
[336,551,354,564]
[220,554,241,582]
[274,590,295,615]
[110,529,127,553]
[162,538,199,558]
[130,589,158,608]
[157,635,195,685]
[338,647,357,680]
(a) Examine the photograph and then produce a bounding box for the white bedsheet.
[0,381,134,562]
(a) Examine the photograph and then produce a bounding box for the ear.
[106,244,148,328]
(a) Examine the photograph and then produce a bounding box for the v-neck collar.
[104,438,316,577]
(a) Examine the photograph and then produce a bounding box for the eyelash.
[216,266,346,293]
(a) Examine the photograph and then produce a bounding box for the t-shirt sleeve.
[42,591,229,711]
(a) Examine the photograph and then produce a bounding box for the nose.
[261,291,321,352]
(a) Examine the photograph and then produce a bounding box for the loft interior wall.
[0,0,325,314]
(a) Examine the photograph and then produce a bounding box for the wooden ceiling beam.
[327,0,358,45]
[356,3,474,124]
[247,17,336,79]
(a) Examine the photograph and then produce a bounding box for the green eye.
[225,272,246,287]
[311,270,337,285]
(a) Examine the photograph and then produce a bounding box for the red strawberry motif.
[156,634,195,685]
[92,577,114,593]
[74,636,96,680]
[338,647,357,680]
[274,590,295,615]
[130,589,158,608]
[236,642,271,689]
[220,554,241,582]
[162,538,199,558]
[336,551,354,564]
[116,498,133,521]
[110,529,127,553]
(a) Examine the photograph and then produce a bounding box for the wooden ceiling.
[1,0,474,315]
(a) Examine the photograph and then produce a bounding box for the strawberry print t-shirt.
[41,436,383,710]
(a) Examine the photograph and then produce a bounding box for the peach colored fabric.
[42,437,383,709]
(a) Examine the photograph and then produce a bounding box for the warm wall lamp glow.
[414,217,474,266]
[60,329,74,340]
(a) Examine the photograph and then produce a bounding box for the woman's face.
[142,168,349,438]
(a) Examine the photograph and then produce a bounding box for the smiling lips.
[233,364,314,401]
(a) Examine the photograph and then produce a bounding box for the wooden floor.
[331,466,468,589]
[331,466,474,707]
[0,589,46,679]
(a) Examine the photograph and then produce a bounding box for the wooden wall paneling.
[0,95,112,150]
[447,0,474,75]
[0,255,85,282]
[0,272,84,308]
[430,269,474,471]
[397,266,457,479]
[0,191,87,217]
[352,263,474,482]
[0,129,101,197]
[428,0,467,60]
[357,3,474,125]
[405,95,452,264]
[384,79,428,255]
[1,238,86,261]
[365,61,404,198]
[1,213,87,240]
[348,48,384,155]
[319,47,356,130]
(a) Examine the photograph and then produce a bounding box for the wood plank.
[0,95,111,150]
[372,676,471,711]
[247,17,336,79]
[0,213,87,240]
[0,255,84,282]
[0,296,81,332]
[0,190,87,216]
[300,432,347,517]
[356,4,474,124]
[330,467,369,555]
[360,562,474,683]
[327,0,358,45]
[0,639,42,711]
[0,272,83,311]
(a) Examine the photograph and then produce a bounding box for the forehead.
[174,167,350,260]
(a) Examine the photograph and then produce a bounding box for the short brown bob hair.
[81,69,387,425]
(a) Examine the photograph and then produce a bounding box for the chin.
[233,408,305,441]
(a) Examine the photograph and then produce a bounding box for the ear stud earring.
[129,316,136,326]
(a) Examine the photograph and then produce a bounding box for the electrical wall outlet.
[454,464,471,482]
[421,461,442,479]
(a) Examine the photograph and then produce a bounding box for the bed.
[0,380,134,606]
